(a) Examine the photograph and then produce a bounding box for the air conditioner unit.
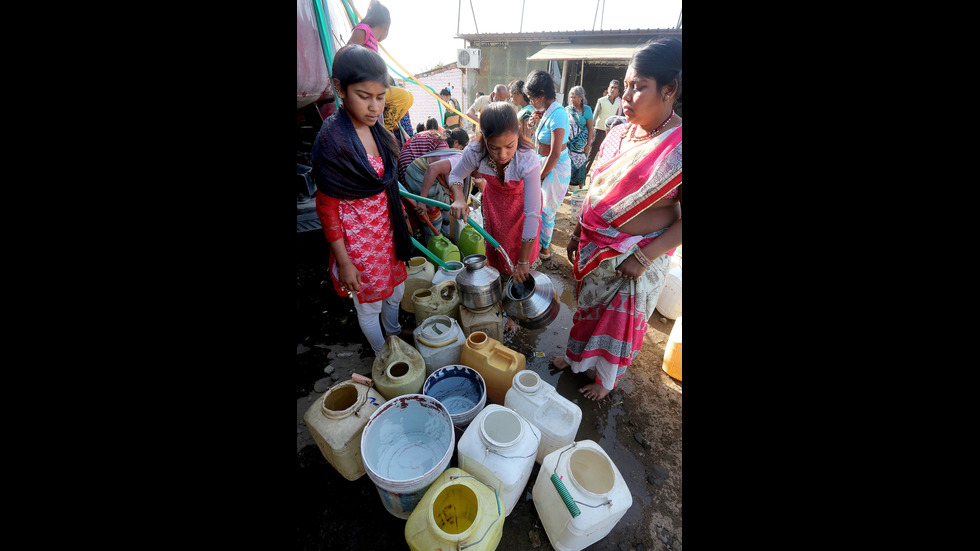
[457,48,481,69]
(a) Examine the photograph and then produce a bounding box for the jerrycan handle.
[416,334,458,348]
[448,474,502,549]
[550,443,613,517]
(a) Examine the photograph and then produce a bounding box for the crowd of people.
[309,1,682,400]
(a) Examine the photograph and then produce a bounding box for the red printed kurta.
[315,155,407,303]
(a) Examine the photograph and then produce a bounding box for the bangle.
[450,182,464,188]
[517,260,530,265]
[633,248,653,268]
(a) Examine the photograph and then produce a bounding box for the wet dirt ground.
[296,190,682,550]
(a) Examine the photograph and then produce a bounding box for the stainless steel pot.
[455,254,502,310]
[502,270,560,330]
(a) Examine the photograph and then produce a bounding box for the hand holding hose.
[450,197,469,223]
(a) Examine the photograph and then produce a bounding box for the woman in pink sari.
[551,38,683,400]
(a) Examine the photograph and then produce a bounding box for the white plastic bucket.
[360,394,456,519]
[655,266,682,320]
[422,365,487,432]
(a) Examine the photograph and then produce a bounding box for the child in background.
[346,1,413,136]
[312,44,415,355]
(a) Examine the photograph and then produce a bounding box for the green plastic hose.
[410,236,451,270]
[397,189,503,250]
[550,473,581,518]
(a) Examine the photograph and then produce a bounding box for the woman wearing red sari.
[551,38,682,400]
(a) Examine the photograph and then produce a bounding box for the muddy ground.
[296,189,682,550]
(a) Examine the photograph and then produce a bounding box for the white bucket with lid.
[360,394,455,519]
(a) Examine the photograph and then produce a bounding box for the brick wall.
[401,66,465,132]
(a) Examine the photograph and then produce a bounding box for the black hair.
[416,122,425,133]
[629,37,682,102]
[446,128,469,149]
[439,88,452,96]
[508,79,528,104]
[425,117,439,131]
[361,1,391,28]
[331,44,398,157]
[523,70,556,101]
[473,102,532,164]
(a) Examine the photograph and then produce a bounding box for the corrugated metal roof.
[527,43,641,61]
[455,28,680,42]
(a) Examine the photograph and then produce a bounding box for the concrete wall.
[401,67,464,132]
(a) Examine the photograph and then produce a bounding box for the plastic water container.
[532,440,633,551]
[457,404,541,517]
[450,198,483,243]
[431,260,464,286]
[458,225,486,259]
[569,188,588,220]
[402,257,435,314]
[412,280,461,326]
[459,303,504,343]
[504,370,582,464]
[404,467,503,551]
[427,234,462,267]
[422,365,487,436]
[655,266,682,320]
[413,315,465,376]
[361,394,456,519]
[372,337,426,401]
[662,316,682,381]
[668,244,682,270]
[302,380,385,481]
[460,331,526,405]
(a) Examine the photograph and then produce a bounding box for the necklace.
[487,156,510,174]
[629,110,675,142]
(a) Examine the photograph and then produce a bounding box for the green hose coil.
[550,473,581,518]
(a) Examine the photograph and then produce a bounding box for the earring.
[665,94,670,101]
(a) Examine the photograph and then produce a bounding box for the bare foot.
[504,317,519,333]
[550,356,570,370]
[579,382,611,401]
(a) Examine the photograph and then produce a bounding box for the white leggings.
[352,282,405,354]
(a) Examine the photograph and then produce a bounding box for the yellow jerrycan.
[404,467,503,551]
[402,257,435,314]
[661,316,682,381]
[459,331,525,405]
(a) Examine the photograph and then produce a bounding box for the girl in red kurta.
[312,45,415,354]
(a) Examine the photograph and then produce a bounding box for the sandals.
[538,248,551,260]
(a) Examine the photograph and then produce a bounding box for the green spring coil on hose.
[550,473,581,518]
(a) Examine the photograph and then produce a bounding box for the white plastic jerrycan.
[456,404,540,517]
[532,440,633,551]
[504,369,582,464]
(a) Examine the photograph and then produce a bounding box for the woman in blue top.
[565,85,594,190]
[525,70,571,260]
